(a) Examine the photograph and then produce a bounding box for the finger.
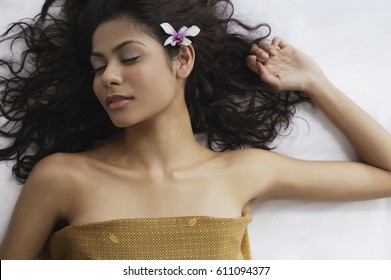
[257,40,279,57]
[249,45,270,63]
[246,55,259,74]
[257,40,274,52]
[271,36,288,49]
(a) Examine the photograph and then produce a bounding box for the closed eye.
[92,65,107,74]
[122,56,141,64]
[91,56,141,75]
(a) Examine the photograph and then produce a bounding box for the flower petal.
[183,25,201,37]
[181,37,193,46]
[160,23,176,35]
[178,26,188,34]
[164,36,174,46]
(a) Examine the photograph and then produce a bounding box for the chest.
[69,168,245,224]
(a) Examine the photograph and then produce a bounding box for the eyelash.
[91,56,141,74]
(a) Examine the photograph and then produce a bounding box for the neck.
[115,106,211,174]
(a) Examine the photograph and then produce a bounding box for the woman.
[0,0,390,259]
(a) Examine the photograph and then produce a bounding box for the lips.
[105,95,134,110]
[105,95,134,105]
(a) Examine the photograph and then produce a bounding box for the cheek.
[132,67,177,114]
[140,62,176,92]
[142,75,176,105]
[92,78,99,94]
[92,78,105,106]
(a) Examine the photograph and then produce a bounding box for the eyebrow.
[90,40,146,57]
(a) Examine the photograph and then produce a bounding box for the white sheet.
[1,0,391,259]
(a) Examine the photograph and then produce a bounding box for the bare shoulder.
[23,152,98,222]
[0,152,92,259]
[26,152,93,207]
[220,148,282,171]
[28,152,91,187]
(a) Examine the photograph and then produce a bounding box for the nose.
[101,63,122,87]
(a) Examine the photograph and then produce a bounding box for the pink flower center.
[173,33,184,45]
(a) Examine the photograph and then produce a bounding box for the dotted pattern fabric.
[39,213,252,260]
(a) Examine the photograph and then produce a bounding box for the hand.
[246,37,325,94]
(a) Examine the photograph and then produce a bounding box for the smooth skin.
[1,19,391,259]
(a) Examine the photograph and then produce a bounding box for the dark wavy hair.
[0,0,310,183]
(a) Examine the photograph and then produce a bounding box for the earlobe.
[176,45,195,79]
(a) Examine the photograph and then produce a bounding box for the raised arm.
[245,37,391,203]
[247,37,391,172]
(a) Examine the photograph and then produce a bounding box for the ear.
[175,45,195,79]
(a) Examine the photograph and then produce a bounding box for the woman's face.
[91,18,182,128]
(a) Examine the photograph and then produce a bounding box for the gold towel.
[40,213,252,260]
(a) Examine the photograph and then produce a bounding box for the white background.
[1,0,391,259]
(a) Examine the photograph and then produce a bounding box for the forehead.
[92,18,157,51]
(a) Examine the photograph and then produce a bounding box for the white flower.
[160,22,201,47]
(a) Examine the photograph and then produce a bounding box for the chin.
[111,120,136,128]
[107,115,134,128]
